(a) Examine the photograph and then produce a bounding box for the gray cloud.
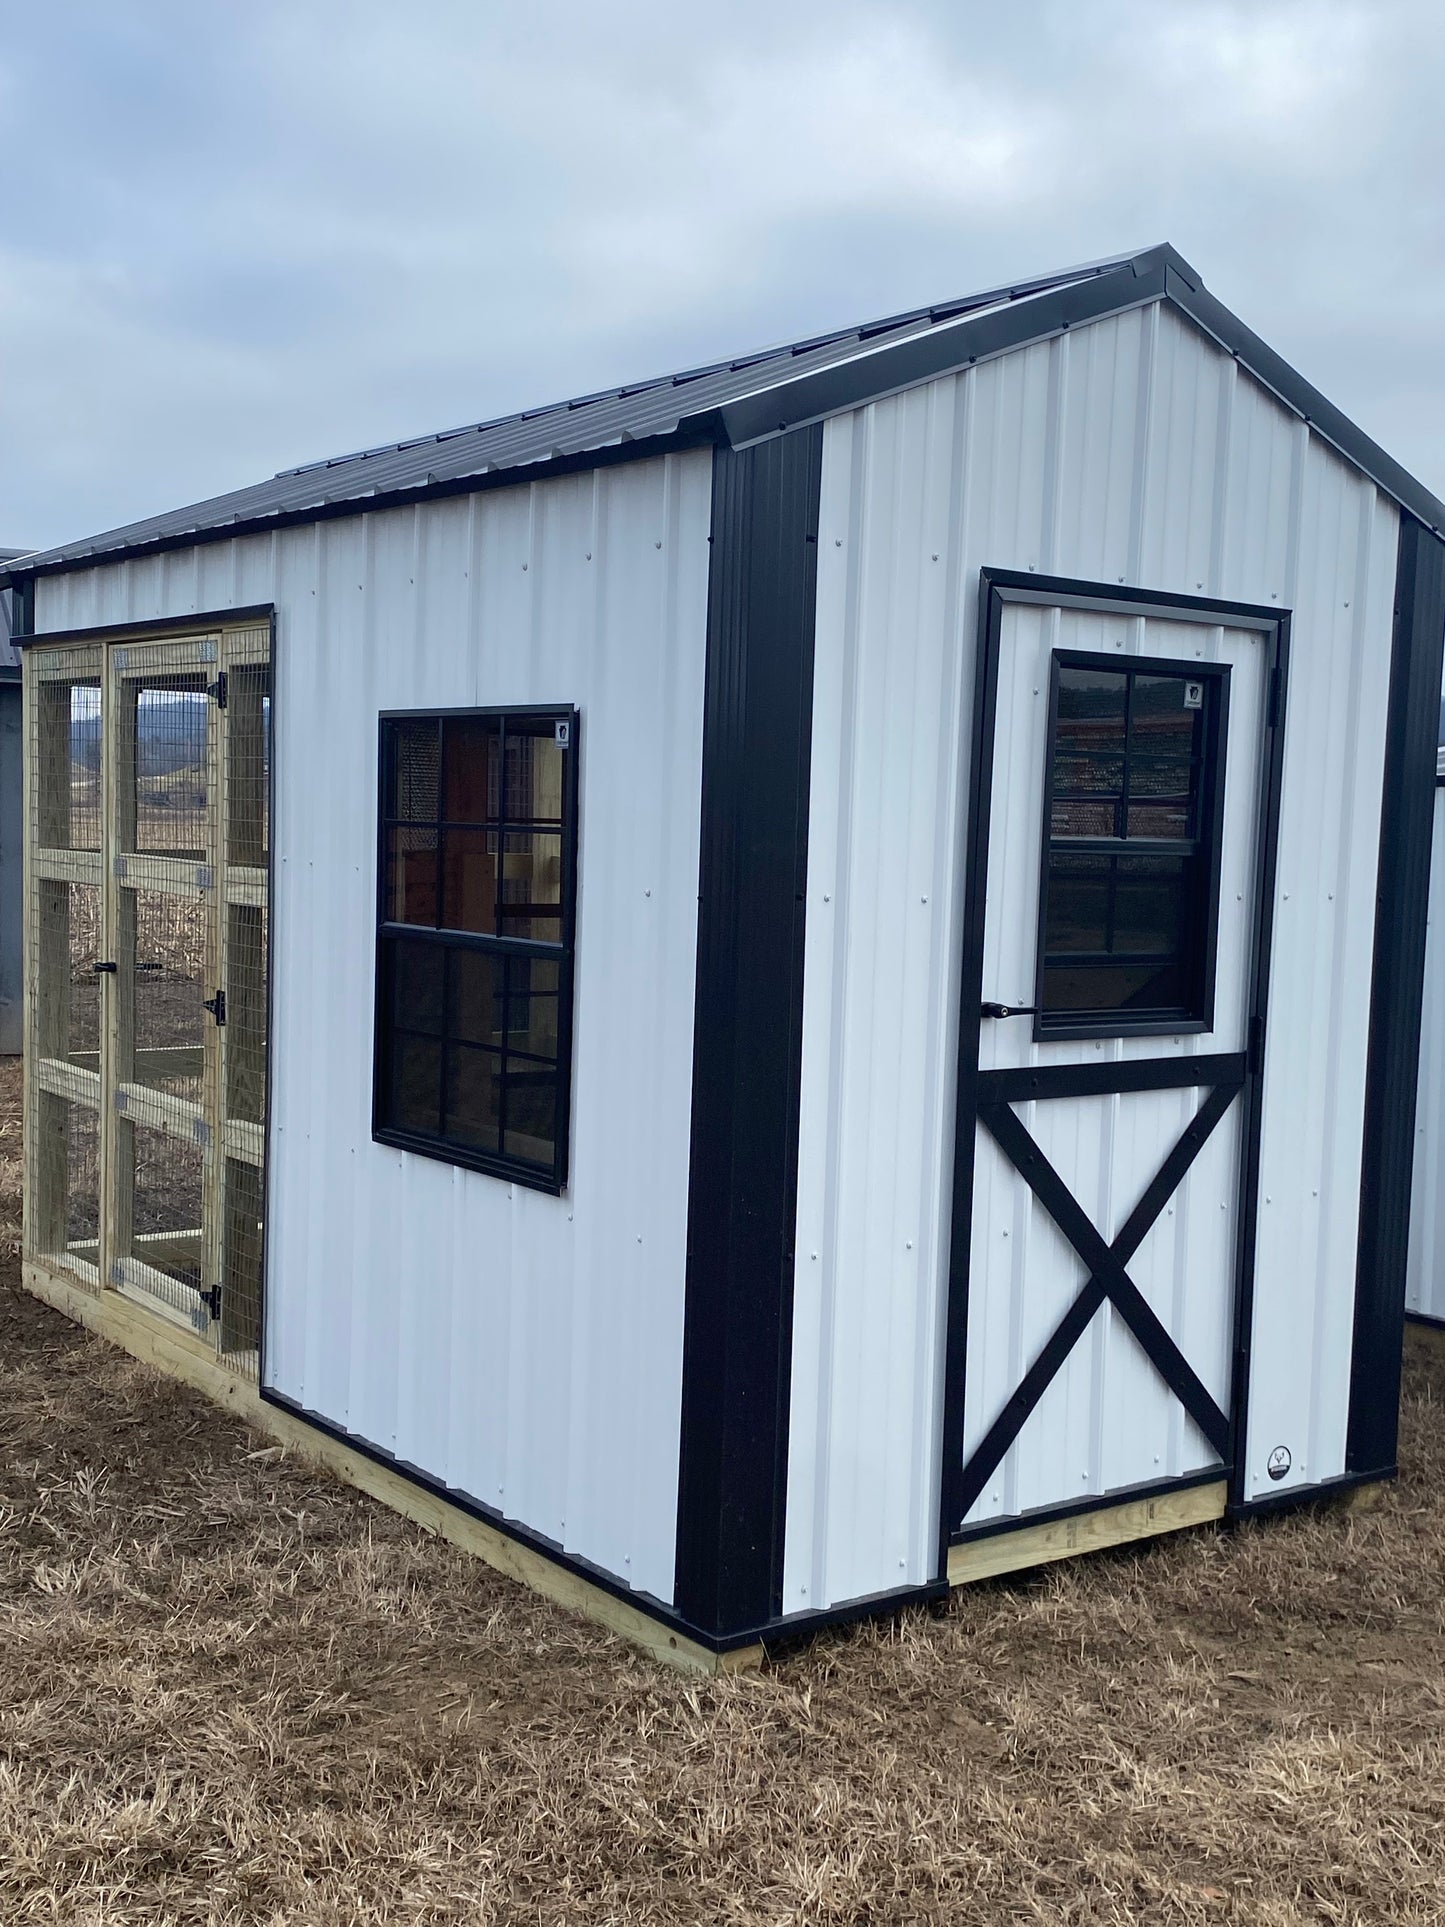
[2,0,1442,549]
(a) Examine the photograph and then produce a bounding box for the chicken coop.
[9,243,1445,1671]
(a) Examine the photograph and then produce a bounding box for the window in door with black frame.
[1033,653,1229,1041]
[373,706,578,1192]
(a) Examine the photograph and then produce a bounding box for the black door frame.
[935,568,1291,1567]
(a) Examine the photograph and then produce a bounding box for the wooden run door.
[25,619,272,1372]
[941,572,1287,1549]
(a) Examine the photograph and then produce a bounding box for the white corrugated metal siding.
[785,301,1400,1614]
[1408,770,1445,1324]
[35,447,714,1604]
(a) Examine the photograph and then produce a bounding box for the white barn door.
[944,573,1286,1543]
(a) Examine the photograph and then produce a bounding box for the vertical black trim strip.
[1224,615,1289,1511]
[1347,516,1445,1475]
[10,575,34,641]
[674,427,823,1639]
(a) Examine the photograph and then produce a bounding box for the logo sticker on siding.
[554,719,572,747]
[1266,1445,1292,1481]
[1184,681,1204,709]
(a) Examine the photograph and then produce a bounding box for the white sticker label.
[1266,1445,1292,1481]
[1184,681,1204,709]
[554,719,571,747]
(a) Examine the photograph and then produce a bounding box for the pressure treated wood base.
[20,1257,761,1679]
[947,1479,1230,1588]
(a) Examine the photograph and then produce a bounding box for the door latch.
[981,1000,1038,1020]
[91,960,117,974]
[202,988,226,1026]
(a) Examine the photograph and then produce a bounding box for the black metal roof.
[8,242,1444,585]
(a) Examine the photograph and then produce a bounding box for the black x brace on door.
[936,569,1291,1560]
[958,1054,1241,1520]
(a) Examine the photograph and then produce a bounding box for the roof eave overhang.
[8,241,1443,594]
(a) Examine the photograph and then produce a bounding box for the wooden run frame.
[23,615,272,1365]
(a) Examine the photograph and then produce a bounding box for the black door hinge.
[198,1283,222,1320]
[1267,662,1282,729]
[1249,1011,1266,1074]
[208,671,228,709]
[202,988,226,1026]
[92,959,117,974]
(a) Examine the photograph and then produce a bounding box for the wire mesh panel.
[32,667,102,851]
[124,674,211,860]
[217,630,271,1376]
[121,1117,207,1323]
[220,1155,263,1359]
[25,647,106,1289]
[226,661,270,869]
[225,903,267,1123]
[64,1103,100,1254]
[125,889,208,1105]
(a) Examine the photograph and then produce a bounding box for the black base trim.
[1227,1466,1393,1521]
[1405,1309,1445,1334]
[951,1466,1228,1548]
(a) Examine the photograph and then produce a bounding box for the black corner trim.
[674,426,823,1640]
[1348,516,1445,1475]
[9,575,34,640]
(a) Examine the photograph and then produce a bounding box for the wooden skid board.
[947,1480,1230,1588]
[20,1258,759,1679]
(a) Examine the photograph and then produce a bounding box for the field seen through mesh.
[2,1055,1445,1921]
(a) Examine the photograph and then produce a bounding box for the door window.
[1036,653,1229,1036]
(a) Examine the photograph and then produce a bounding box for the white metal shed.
[10,244,1445,1670]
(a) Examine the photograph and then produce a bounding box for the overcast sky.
[3,0,1443,551]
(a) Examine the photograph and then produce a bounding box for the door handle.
[981,1000,1037,1019]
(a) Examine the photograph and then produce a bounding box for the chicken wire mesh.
[30,880,101,1065]
[125,675,210,859]
[32,671,102,851]
[124,1118,206,1316]
[128,889,208,1106]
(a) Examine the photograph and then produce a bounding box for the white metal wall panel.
[786,302,1399,1613]
[35,448,714,1604]
[1408,777,1445,1323]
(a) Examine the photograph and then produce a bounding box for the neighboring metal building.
[7,243,1444,1671]
[0,550,27,1052]
[1407,742,1445,1328]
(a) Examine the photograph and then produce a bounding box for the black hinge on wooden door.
[207,671,228,708]
[202,988,226,1026]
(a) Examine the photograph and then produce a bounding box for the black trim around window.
[1032,649,1230,1041]
[372,705,579,1194]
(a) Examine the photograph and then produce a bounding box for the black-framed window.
[373,707,578,1191]
[1035,652,1229,1038]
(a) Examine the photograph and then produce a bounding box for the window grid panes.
[1038,657,1224,1030]
[375,710,576,1189]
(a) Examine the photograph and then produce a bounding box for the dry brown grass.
[3,1056,1445,1922]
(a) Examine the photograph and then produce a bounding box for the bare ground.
[2,1059,1445,1923]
